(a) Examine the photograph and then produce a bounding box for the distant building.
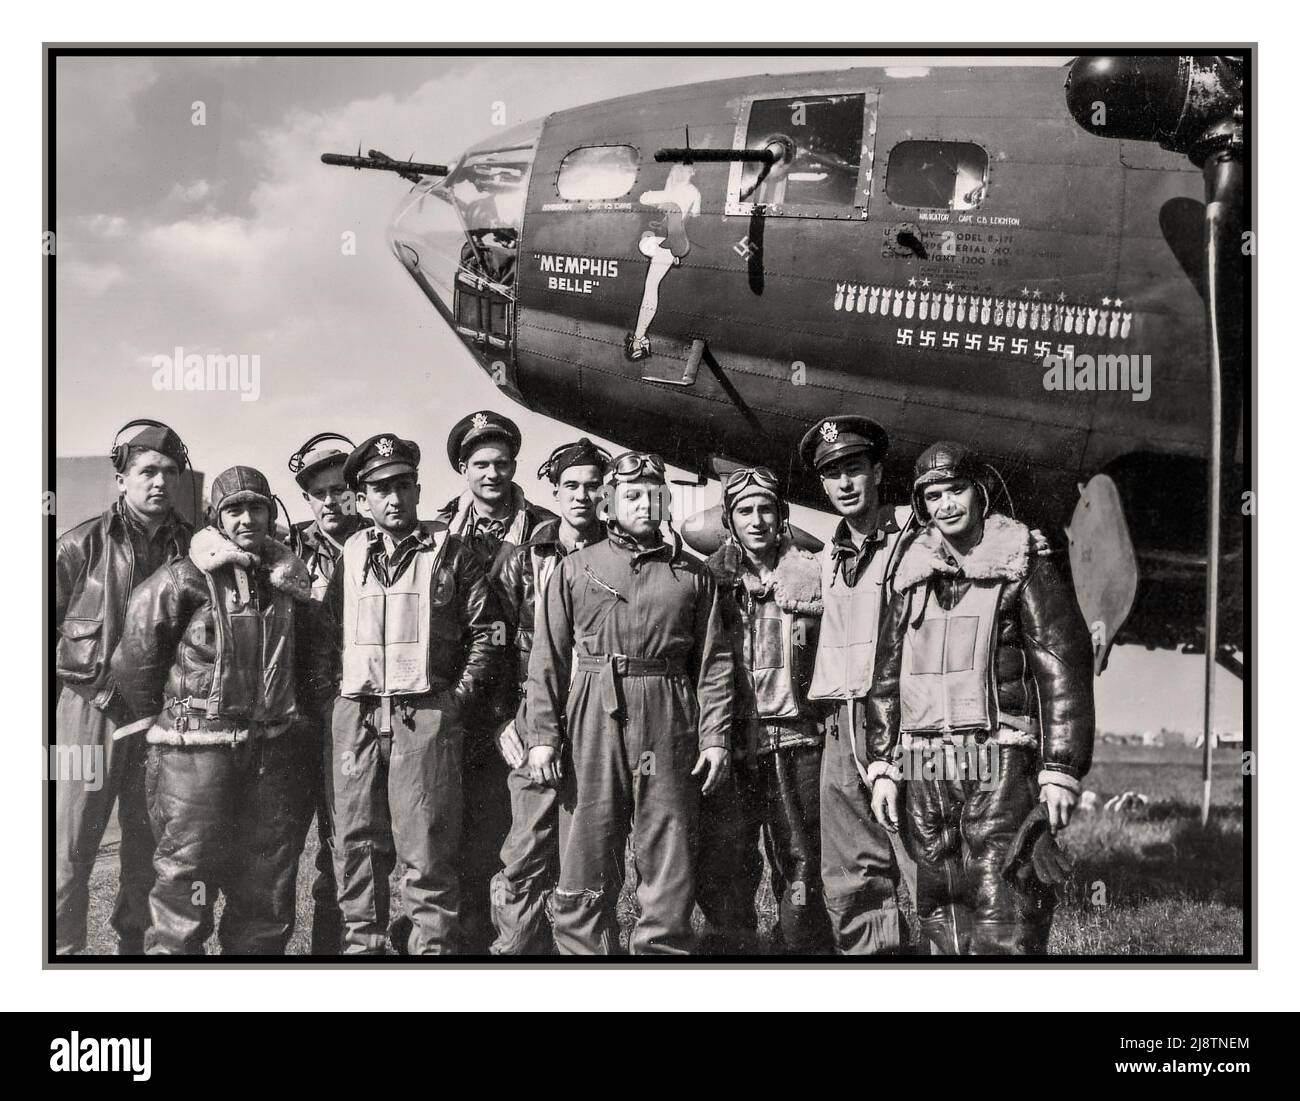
[1193,731,1244,749]
[54,455,206,534]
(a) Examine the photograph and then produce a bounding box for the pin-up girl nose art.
[625,163,701,363]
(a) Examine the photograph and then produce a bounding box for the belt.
[901,723,1039,750]
[751,717,822,755]
[576,653,688,718]
[357,681,453,734]
[159,699,291,741]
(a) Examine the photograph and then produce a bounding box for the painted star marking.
[945,282,954,291]
[920,277,931,287]
[907,277,917,287]
[1102,297,1112,306]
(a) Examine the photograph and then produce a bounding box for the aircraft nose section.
[389,181,465,323]
[387,117,542,351]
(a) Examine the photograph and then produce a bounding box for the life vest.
[899,578,1002,734]
[808,505,911,702]
[339,523,452,698]
[745,596,800,719]
[201,563,298,723]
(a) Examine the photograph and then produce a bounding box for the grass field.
[82,740,1246,957]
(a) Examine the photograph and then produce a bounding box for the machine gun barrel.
[320,150,450,180]
[654,141,790,165]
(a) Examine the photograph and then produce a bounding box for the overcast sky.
[52,52,1241,734]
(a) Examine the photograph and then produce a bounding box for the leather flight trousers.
[904,743,1055,955]
[759,744,833,953]
[695,763,764,953]
[458,729,513,954]
[697,743,833,954]
[328,692,464,954]
[820,700,916,954]
[53,686,155,955]
[144,733,309,954]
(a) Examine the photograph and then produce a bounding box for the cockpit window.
[431,142,537,286]
[726,90,878,219]
[556,145,639,201]
[388,119,541,321]
[885,141,989,211]
[446,146,532,232]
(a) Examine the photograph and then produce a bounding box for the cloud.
[69,214,130,240]
[168,180,212,204]
[59,260,127,297]
[54,59,160,156]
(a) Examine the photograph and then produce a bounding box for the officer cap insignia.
[376,437,394,457]
[820,420,839,444]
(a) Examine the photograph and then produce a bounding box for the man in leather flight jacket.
[112,466,323,954]
[434,411,555,953]
[699,468,833,954]
[865,442,1095,955]
[53,423,192,954]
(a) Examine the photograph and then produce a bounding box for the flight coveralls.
[809,508,918,955]
[865,514,1095,955]
[526,530,734,955]
[698,540,833,954]
[53,498,191,954]
[319,522,502,954]
[435,490,555,953]
[111,528,321,954]
[287,515,369,954]
[489,518,601,954]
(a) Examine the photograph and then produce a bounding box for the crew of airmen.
[53,409,1095,956]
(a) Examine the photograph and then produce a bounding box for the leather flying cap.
[911,440,987,519]
[447,410,522,470]
[211,466,276,520]
[539,438,611,484]
[722,467,785,532]
[343,434,421,489]
[799,415,889,473]
[124,424,187,468]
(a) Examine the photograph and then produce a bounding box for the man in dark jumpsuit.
[525,451,734,954]
[489,438,610,954]
[285,433,370,954]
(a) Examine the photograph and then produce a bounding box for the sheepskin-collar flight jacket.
[864,514,1095,790]
[111,527,325,733]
